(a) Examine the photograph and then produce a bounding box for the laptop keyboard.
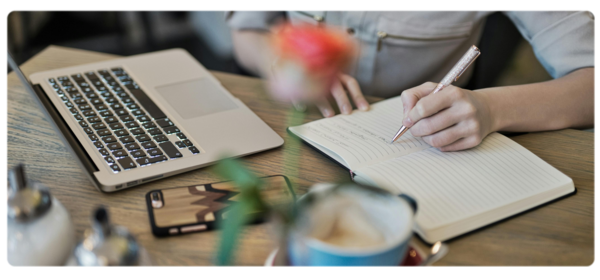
[48,67,200,173]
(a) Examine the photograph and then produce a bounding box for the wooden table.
[7,46,594,266]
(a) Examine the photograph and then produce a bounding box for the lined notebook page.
[356,133,573,231]
[289,96,430,170]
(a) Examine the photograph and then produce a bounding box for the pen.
[390,45,481,143]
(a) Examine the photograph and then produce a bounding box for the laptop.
[8,49,284,192]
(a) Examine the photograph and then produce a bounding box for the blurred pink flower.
[268,24,354,103]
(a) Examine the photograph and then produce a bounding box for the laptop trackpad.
[155,78,238,119]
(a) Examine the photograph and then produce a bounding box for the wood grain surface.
[7,46,594,266]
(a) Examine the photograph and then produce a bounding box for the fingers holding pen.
[403,85,457,127]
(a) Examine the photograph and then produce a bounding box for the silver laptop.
[8,49,283,192]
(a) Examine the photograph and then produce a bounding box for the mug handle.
[398,194,418,214]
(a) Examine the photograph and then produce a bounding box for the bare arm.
[231,30,274,77]
[483,67,594,132]
[402,67,594,151]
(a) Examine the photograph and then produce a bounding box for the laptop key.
[100,111,114,117]
[83,110,97,117]
[85,71,99,80]
[74,114,83,121]
[112,149,127,158]
[107,143,122,151]
[104,116,118,123]
[58,76,69,81]
[48,78,56,84]
[115,109,128,116]
[70,92,83,100]
[101,92,112,98]
[120,115,134,122]
[130,128,145,135]
[175,141,186,149]
[129,89,167,119]
[147,128,163,136]
[74,98,87,104]
[79,120,88,127]
[99,148,110,156]
[131,150,146,158]
[105,97,118,104]
[71,73,84,81]
[83,127,94,134]
[88,116,101,123]
[56,89,65,95]
[97,129,112,137]
[188,146,200,154]
[147,148,163,157]
[78,104,92,111]
[105,156,115,164]
[118,157,137,170]
[109,123,124,130]
[65,102,74,108]
[150,155,168,163]
[156,119,174,128]
[102,136,117,143]
[92,123,107,130]
[115,130,129,137]
[69,108,78,114]
[137,115,151,123]
[183,140,193,147]
[125,122,140,129]
[141,141,157,149]
[153,135,168,142]
[95,105,108,111]
[119,136,135,144]
[89,134,98,141]
[176,133,187,140]
[142,122,156,129]
[125,143,140,151]
[160,142,183,159]
[136,157,151,166]
[90,98,103,105]
[121,97,134,104]
[128,103,140,110]
[131,109,145,116]
[111,103,124,110]
[94,141,104,148]
[164,126,180,134]
[110,164,121,172]
[136,134,151,142]
[82,88,94,95]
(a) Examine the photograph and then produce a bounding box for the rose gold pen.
[390,45,481,143]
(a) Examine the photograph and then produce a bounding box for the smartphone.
[146,175,295,237]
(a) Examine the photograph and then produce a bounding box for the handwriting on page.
[301,97,430,168]
[360,133,569,229]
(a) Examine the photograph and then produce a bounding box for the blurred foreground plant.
[215,23,354,265]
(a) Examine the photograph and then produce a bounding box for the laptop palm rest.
[155,78,238,120]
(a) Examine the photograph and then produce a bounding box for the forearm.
[478,67,594,133]
[231,30,274,77]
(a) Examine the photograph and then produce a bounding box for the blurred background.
[7,11,552,88]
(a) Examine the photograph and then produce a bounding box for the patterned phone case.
[146,175,294,237]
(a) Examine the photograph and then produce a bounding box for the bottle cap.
[8,164,52,222]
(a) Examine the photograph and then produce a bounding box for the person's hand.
[401,82,494,151]
[314,73,370,117]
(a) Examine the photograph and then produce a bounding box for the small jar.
[7,164,75,266]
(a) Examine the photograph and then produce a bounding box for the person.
[226,11,594,151]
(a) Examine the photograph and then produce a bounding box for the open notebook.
[289,96,574,243]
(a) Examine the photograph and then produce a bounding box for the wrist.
[473,89,503,134]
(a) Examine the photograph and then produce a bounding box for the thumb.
[400,82,438,117]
